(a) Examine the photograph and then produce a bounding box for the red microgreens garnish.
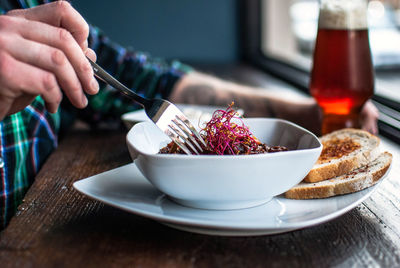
[200,103,261,155]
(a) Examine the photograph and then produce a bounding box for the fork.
[87,58,207,155]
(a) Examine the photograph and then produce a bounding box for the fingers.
[7,1,89,50]
[0,3,98,114]
[0,52,63,114]
[12,17,99,95]
[85,48,97,62]
[362,118,378,135]
[3,35,89,108]
[361,100,379,135]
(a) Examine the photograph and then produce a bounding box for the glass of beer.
[310,0,374,135]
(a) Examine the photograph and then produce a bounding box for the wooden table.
[1,65,400,267]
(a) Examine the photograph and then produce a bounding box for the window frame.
[239,0,310,92]
[239,0,400,143]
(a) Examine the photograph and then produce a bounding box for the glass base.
[322,113,360,135]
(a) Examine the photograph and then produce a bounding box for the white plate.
[73,163,388,236]
[121,104,243,129]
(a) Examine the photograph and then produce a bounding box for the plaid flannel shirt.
[0,0,192,229]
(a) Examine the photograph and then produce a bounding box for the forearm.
[170,71,321,133]
[170,72,271,116]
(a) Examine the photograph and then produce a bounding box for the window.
[262,0,400,70]
[242,0,400,143]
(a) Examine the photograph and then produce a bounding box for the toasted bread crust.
[304,129,380,183]
[285,152,392,199]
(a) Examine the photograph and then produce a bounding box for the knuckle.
[70,83,81,94]
[80,61,91,73]
[50,49,66,66]
[41,72,57,92]
[0,34,7,48]
[0,15,13,29]
[0,26,15,48]
[64,79,81,96]
[54,1,72,15]
[0,52,12,81]
[55,91,62,104]
[54,1,88,43]
[51,90,62,105]
[58,28,73,43]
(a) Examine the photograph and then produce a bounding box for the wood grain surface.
[0,127,399,268]
[0,66,399,267]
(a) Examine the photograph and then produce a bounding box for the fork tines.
[166,115,207,155]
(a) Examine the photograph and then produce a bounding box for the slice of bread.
[285,151,392,199]
[304,128,380,183]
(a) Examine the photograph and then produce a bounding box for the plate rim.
[73,163,390,233]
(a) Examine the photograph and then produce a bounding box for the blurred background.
[73,0,400,68]
[72,0,400,142]
[263,0,400,69]
[72,0,240,63]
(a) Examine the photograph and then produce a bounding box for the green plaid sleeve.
[78,26,194,126]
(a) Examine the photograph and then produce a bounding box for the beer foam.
[318,0,368,30]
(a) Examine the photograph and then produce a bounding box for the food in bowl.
[127,113,322,210]
[160,104,288,155]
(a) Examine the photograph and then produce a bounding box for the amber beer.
[310,0,374,135]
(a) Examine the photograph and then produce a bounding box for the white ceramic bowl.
[126,118,322,210]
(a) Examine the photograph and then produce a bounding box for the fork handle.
[87,57,149,106]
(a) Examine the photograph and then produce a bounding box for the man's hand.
[300,100,379,136]
[0,1,98,120]
[170,72,380,135]
[360,100,379,135]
